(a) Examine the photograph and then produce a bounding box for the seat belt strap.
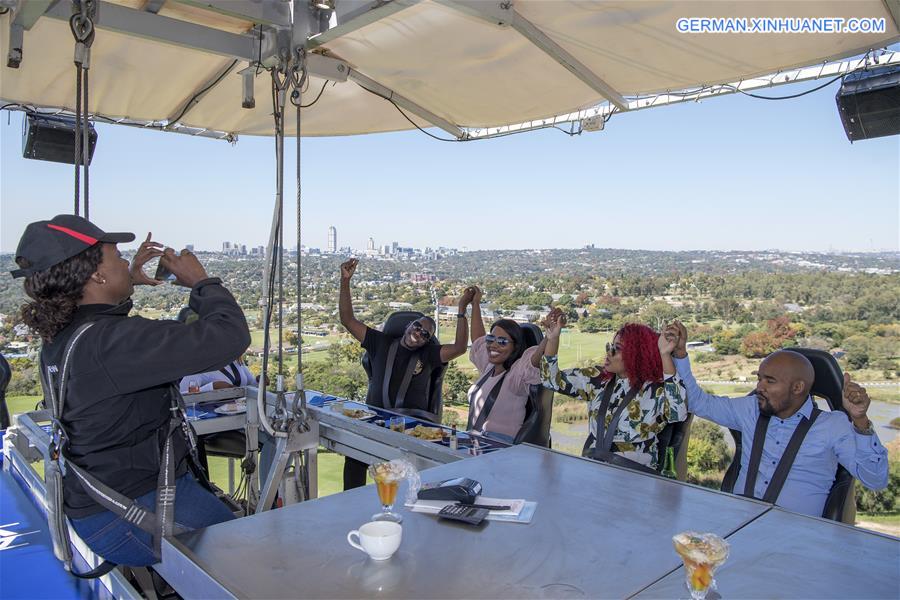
[382,338,425,410]
[382,340,397,408]
[743,406,822,504]
[761,407,822,504]
[581,378,616,456]
[468,367,509,432]
[742,413,771,498]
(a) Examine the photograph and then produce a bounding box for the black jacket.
[40,278,250,518]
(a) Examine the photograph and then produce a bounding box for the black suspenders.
[743,406,822,504]
[219,362,242,386]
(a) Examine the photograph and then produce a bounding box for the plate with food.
[405,424,445,442]
[338,406,378,420]
[214,401,247,416]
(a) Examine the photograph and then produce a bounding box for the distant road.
[698,380,899,387]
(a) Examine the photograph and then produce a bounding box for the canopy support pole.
[347,69,465,139]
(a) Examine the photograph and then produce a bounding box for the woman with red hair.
[541,309,687,472]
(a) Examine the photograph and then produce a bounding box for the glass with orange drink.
[369,462,404,523]
[672,531,729,600]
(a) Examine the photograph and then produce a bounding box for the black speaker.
[22,114,97,165]
[836,65,900,142]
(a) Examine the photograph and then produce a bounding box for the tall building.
[185,244,194,252]
[327,226,337,254]
[367,237,375,252]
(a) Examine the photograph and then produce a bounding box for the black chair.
[0,353,11,430]
[720,348,854,522]
[361,311,446,423]
[513,323,554,447]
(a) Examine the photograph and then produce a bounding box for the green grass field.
[857,511,900,525]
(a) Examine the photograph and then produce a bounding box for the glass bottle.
[662,446,678,479]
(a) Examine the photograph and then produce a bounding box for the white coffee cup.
[347,521,402,561]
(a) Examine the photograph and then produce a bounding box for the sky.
[1,77,898,254]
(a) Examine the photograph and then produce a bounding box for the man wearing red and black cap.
[12,214,250,567]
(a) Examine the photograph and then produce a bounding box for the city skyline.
[1,77,897,254]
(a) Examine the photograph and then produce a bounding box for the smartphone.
[154,260,177,282]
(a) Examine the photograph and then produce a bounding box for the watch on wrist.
[456,312,467,318]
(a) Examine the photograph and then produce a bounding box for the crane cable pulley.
[70,0,96,219]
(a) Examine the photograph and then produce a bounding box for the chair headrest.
[519,323,543,349]
[381,311,439,345]
[782,347,844,413]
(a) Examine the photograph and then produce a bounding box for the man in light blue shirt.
[664,322,888,518]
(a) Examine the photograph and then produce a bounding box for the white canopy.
[1,0,898,138]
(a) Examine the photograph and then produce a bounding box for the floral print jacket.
[541,355,688,469]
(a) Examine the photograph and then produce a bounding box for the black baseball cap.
[11,214,135,278]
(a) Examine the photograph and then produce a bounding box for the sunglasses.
[485,334,512,347]
[606,342,622,357]
[410,321,431,341]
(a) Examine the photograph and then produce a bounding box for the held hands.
[662,321,689,359]
[458,285,479,310]
[129,233,165,286]
[340,258,359,281]
[842,373,872,429]
[159,248,208,288]
[543,307,566,339]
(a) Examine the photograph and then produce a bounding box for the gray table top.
[168,445,771,599]
[633,507,900,600]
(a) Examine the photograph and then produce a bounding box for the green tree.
[7,357,40,396]
[442,363,473,406]
[642,301,678,331]
[856,461,900,514]
[327,340,365,366]
[741,330,778,358]
[301,362,368,400]
[713,330,742,355]
[686,419,732,479]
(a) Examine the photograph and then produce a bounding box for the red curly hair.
[601,323,663,389]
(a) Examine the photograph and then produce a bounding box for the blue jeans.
[70,473,235,567]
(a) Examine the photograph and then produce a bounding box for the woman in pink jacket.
[465,287,553,442]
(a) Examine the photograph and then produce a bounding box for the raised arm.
[532,307,564,367]
[470,286,486,342]
[338,258,367,343]
[472,285,487,342]
[657,324,677,376]
[540,355,600,400]
[440,286,475,362]
[835,374,889,490]
[668,321,743,429]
